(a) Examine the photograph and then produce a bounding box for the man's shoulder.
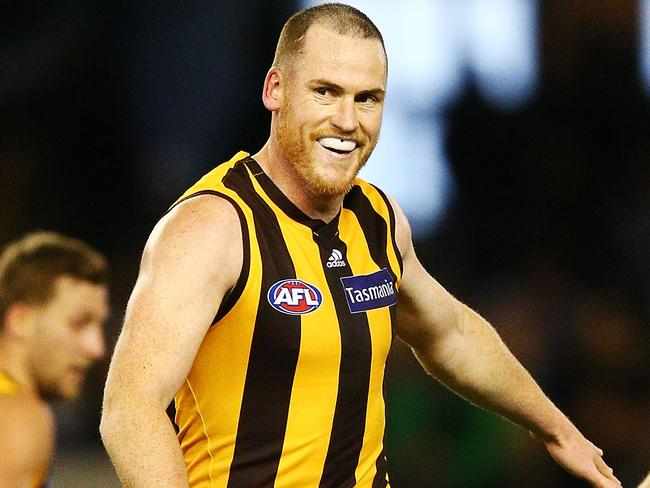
[0,392,54,482]
[142,191,244,291]
[0,392,54,448]
[165,192,242,236]
[143,150,247,282]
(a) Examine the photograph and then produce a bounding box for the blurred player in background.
[0,231,109,487]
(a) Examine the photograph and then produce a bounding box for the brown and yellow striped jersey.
[172,151,403,488]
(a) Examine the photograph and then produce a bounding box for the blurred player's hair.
[0,231,108,324]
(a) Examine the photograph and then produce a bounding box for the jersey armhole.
[166,190,251,326]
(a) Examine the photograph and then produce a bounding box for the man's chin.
[306,173,357,198]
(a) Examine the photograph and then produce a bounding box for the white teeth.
[318,137,357,152]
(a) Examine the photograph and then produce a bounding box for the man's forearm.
[417,303,623,486]
[100,400,189,488]
[415,304,569,438]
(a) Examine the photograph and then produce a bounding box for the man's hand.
[534,429,622,488]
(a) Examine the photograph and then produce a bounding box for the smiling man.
[0,231,109,487]
[101,4,621,488]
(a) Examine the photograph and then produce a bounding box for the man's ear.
[3,302,35,340]
[262,67,283,112]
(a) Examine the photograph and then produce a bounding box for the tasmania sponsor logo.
[326,249,346,268]
[340,268,396,314]
[267,279,323,315]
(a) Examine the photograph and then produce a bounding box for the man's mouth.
[69,365,87,378]
[317,137,358,155]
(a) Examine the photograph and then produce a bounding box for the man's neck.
[0,341,36,395]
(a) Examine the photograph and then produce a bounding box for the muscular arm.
[391,198,622,488]
[100,195,242,488]
[0,395,54,488]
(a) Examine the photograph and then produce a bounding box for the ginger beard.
[275,95,379,198]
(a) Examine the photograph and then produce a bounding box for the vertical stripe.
[339,208,392,488]
[318,235,373,488]
[272,223,342,488]
[343,186,393,279]
[370,184,403,278]
[371,447,389,488]
[345,183,403,283]
[344,185,401,339]
[211,191,251,324]
[224,168,301,488]
[239,163,344,488]
[350,180,402,474]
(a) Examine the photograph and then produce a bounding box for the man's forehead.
[49,275,109,309]
[295,25,387,85]
[302,23,386,61]
[52,275,104,292]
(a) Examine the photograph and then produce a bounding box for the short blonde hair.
[272,3,386,69]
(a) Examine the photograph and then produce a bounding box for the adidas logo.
[326,249,347,268]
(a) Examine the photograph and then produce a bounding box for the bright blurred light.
[359,99,455,234]
[302,0,538,236]
[465,0,538,110]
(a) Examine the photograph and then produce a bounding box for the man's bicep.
[384,194,461,349]
[396,248,461,349]
[105,196,242,407]
[108,274,217,406]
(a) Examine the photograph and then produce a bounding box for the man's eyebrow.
[310,79,386,96]
[309,79,343,91]
[358,87,386,98]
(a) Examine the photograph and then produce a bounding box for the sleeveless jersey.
[172,151,403,488]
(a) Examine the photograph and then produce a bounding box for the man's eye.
[316,87,331,96]
[356,94,376,104]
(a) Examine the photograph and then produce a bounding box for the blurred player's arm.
[100,195,242,488]
[390,196,622,488]
[0,395,54,487]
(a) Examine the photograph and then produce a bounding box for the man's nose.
[83,325,106,361]
[330,97,359,133]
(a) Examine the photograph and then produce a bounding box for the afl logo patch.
[267,279,323,315]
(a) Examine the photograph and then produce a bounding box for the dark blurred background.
[1,1,648,487]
